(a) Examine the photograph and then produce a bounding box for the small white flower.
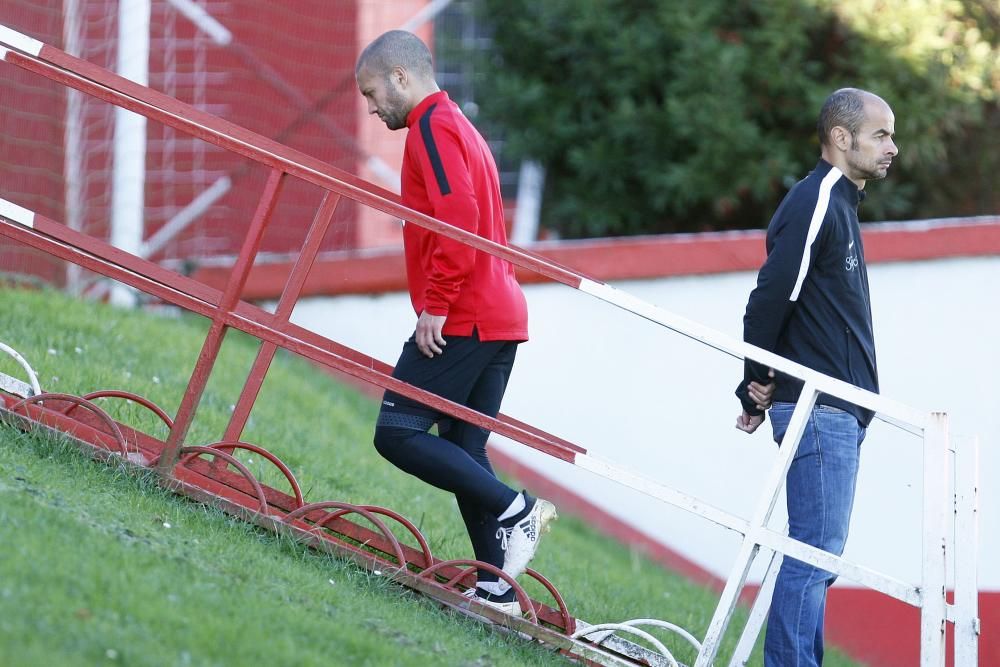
[105,648,118,660]
[328,579,336,586]
[163,522,171,528]
[374,570,382,576]
[47,348,57,355]
[152,376,160,384]
[74,347,83,354]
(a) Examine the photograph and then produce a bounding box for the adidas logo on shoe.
[501,495,557,580]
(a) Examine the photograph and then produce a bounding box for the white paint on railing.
[0,24,44,56]
[697,389,819,665]
[920,413,950,665]
[0,198,35,228]
[755,529,920,606]
[578,278,927,428]
[729,548,781,666]
[953,436,981,666]
[576,453,748,534]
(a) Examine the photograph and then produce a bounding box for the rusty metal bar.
[157,169,285,472]
[0,211,582,464]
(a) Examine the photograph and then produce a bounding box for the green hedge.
[476,0,998,237]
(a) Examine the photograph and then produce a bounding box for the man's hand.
[415,311,447,358]
[736,368,775,434]
[735,410,766,433]
[747,368,776,411]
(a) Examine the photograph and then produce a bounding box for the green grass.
[0,287,864,666]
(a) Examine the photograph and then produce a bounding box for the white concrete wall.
[288,255,999,590]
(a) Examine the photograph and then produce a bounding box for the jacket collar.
[816,158,865,206]
[406,90,450,129]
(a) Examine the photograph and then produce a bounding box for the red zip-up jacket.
[401,90,528,342]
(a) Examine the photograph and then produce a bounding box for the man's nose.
[887,138,898,156]
[367,100,377,115]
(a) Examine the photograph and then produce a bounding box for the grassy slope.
[0,287,862,666]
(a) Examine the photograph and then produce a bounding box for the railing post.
[156,169,285,474]
[728,547,781,666]
[696,386,818,666]
[920,411,949,666]
[953,435,980,666]
[223,191,341,442]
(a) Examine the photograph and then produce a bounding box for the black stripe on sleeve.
[418,104,451,196]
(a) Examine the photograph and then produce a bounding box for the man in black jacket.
[735,88,897,666]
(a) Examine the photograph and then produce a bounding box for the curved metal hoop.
[180,441,304,509]
[521,567,575,634]
[418,559,538,624]
[283,501,408,568]
[176,446,270,515]
[69,389,174,431]
[0,341,41,396]
[322,504,433,570]
[571,623,678,667]
[12,392,129,456]
[611,618,702,653]
[452,565,575,632]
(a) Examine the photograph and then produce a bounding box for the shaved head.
[356,30,435,81]
[818,87,897,186]
[356,30,439,130]
[817,88,886,148]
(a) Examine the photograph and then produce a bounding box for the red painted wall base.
[826,588,997,667]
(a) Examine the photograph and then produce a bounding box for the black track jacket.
[736,159,879,427]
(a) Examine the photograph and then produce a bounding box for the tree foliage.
[476,0,999,237]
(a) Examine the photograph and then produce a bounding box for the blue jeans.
[764,402,866,667]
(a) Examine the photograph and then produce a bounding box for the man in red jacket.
[356,30,556,614]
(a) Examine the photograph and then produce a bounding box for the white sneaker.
[462,587,521,615]
[501,497,557,579]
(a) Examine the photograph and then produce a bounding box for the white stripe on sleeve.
[789,167,843,302]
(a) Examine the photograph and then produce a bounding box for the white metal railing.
[574,278,980,665]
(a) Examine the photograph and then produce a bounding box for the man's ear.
[391,65,407,89]
[830,125,851,152]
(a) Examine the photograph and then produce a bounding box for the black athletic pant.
[373,329,519,582]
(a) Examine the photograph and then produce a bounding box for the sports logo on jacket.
[845,239,859,271]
